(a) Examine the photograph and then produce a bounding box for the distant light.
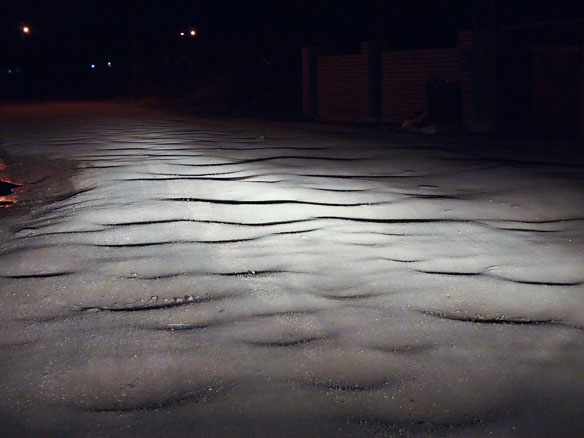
[180,32,185,36]
[190,29,196,37]
[107,61,112,67]
[22,26,30,34]
[90,64,96,69]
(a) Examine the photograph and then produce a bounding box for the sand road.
[1,103,583,437]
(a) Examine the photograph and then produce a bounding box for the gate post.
[580,22,584,143]
[302,47,320,120]
[362,42,382,122]
[458,30,498,132]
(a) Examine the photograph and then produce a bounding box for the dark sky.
[1,1,582,73]
[3,1,582,47]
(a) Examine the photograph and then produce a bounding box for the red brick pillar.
[458,30,498,132]
[580,24,584,143]
[361,42,382,122]
[302,47,319,119]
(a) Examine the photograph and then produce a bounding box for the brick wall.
[316,54,369,122]
[380,48,462,124]
[302,32,498,132]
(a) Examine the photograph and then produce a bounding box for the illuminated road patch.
[0,103,583,438]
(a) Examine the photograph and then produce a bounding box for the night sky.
[1,1,582,100]
[3,1,582,59]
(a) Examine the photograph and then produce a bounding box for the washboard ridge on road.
[0,103,583,437]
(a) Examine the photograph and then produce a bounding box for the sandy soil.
[1,102,583,437]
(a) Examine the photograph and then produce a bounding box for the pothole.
[1,159,20,207]
[0,179,19,207]
[1,154,78,210]
[0,180,16,194]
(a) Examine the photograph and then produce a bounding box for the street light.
[179,29,197,37]
[20,25,31,40]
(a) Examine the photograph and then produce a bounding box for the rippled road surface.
[1,103,583,437]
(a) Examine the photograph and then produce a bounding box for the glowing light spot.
[190,30,196,36]
[90,64,95,69]
[107,61,112,67]
[180,32,185,36]
[22,26,30,34]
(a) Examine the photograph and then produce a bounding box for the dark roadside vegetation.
[0,28,302,120]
